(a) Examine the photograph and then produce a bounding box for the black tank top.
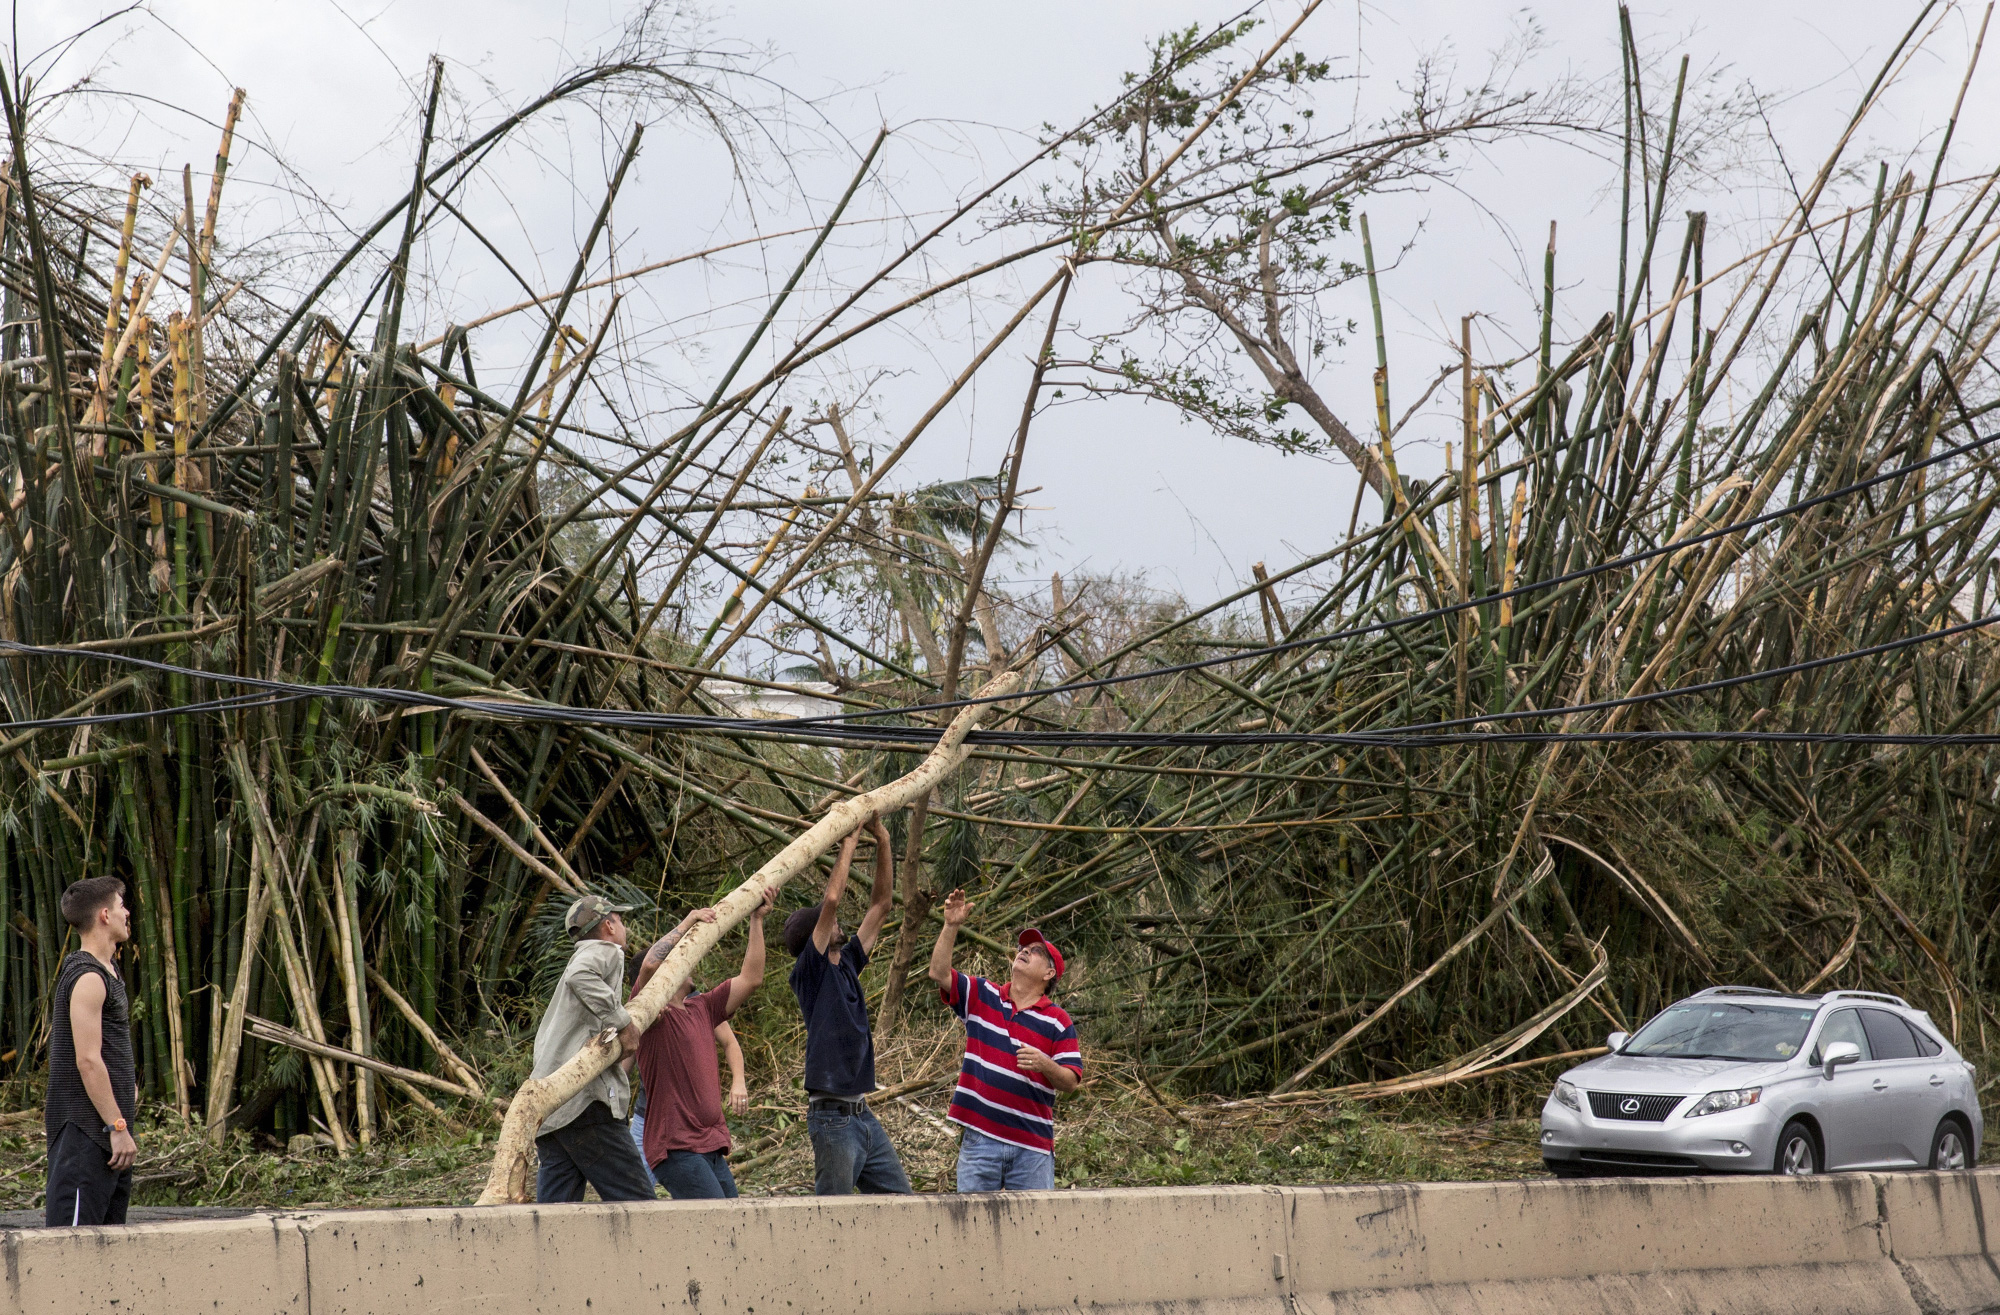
[46,951,137,1150]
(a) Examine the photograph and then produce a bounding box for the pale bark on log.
[474,670,1023,1204]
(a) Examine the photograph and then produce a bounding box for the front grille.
[1587,1091,1685,1122]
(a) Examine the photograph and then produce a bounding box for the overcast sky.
[19,1,2000,628]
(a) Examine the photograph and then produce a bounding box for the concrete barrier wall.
[9,1169,2000,1314]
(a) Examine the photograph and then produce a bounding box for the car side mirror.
[1822,1040,1861,1078]
[1606,1031,1629,1052]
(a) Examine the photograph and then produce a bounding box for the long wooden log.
[475,670,1023,1204]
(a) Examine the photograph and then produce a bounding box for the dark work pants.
[45,1122,130,1227]
[807,1102,912,1195]
[654,1148,739,1200]
[535,1103,657,1203]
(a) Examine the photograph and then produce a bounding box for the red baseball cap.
[1017,928,1065,980]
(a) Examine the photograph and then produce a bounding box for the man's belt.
[808,1094,869,1114]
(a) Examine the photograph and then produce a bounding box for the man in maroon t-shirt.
[630,890,773,1198]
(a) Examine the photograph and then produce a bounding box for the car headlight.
[1551,1080,1582,1112]
[1684,1087,1761,1118]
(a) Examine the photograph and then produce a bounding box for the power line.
[0,427,1989,756]
[0,606,1988,755]
[793,424,2000,724]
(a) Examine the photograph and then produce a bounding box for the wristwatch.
[105,1118,127,1134]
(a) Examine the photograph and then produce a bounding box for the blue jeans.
[955,1127,1055,1191]
[806,1102,912,1195]
[630,1112,658,1189]
[535,1104,657,1203]
[655,1148,739,1200]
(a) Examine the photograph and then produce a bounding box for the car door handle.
[1930,1075,1947,1087]
[1872,1080,1890,1091]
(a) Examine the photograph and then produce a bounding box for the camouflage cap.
[565,893,635,939]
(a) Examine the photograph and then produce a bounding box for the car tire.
[1930,1118,1976,1171]
[1545,1159,1592,1180]
[1775,1120,1819,1176]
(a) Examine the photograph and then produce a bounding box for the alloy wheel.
[1781,1133,1817,1175]
[1937,1129,1968,1171]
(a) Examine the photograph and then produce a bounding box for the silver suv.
[1540,987,1980,1176]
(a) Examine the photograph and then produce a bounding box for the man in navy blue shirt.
[782,815,912,1195]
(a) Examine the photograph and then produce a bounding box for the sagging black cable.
[0,617,1990,755]
[0,689,312,740]
[0,429,1992,754]
[965,729,2000,748]
[1368,610,2000,735]
[781,424,2000,725]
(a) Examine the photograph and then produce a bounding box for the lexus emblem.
[1620,1098,1642,1115]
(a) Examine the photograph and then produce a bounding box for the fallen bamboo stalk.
[258,858,351,1156]
[206,742,278,1142]
[328,830,373,1145]
[366,964,484,1097]
[452,793,582,896]
[1339,950,1609,1099]
[244,1015,477,1100]
[1213,1047,1614,1111]
[1545,833,1714,974]
[728,1125,799,1175]
[1272,852,1554,1094]
[475,669,1023,1204]
[469,746,582,889]
[727,1074,949,1167]
[381,1072,451,1121]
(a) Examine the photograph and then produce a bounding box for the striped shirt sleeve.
[941,969,973,1019]
[1049,1010,1082,1074]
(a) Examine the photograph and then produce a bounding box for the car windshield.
[1622,1002,1819,1061]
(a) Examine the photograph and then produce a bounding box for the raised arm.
[928,888,969,988]
[854,816,896,954]
[812,831,860,952]
[716,1021,748,1116]
[631,907,718,998]
[724,889,775,1015]
[68,973,137,1170]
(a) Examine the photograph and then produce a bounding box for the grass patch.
[0,1021,1547,1212]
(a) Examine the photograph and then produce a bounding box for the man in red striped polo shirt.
[928,888,1082,1191]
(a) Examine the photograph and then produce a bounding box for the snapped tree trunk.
[474,670,1023,1205]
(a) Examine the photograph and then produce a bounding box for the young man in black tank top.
[45,876,138,1226]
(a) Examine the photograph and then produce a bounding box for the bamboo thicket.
[0,8,1996,1158]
